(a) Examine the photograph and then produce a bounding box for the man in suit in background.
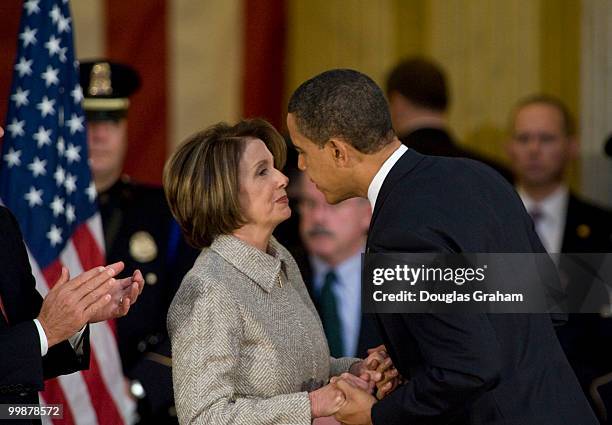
[80,60,198,424]
[507,94,612,423]
[291,172,381,358]
[0,125,145,425]
[386,57,512,180]
[287,69,597,425]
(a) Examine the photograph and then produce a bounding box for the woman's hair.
[163,118,286,249]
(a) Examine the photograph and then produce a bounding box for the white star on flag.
[71,84,83,104]
[24,0,41,15]
[65,204,76,224]
[36,96,56,117]
[28,156,47,177]
[44,35,62,57]
[49,195,65,217]
[41,65,59,87]
[59,46,68,63]
[49,5,61,24]
[65,143,81,164]
[46,224,63,246]
[15,57,33,77]
[11,87,30,108]
[3,148,22,168]
[7,119,26,138]
[33,126,53,148]
[66,113,84,134]
[86,181,97,203]
[19,26,38,47]
[53,165,66,186]
[64,173,77,194]
[24,186,44,207]
[57,15,71,33]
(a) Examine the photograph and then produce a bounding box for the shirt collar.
[518,185,569,222]
[310,250,363,292]
[209,234,290,293]
[367,144,408,211]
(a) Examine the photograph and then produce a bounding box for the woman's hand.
[309,383,346,418]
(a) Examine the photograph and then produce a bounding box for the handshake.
[309,345,401,425]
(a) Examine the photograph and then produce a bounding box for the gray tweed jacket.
[168,234,358,424]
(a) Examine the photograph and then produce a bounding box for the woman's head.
[163,119,289,249]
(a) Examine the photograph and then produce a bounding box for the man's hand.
[333,376,377,425]
[309,382,346,418]
[89,266,144,323]
[37,265,120,347]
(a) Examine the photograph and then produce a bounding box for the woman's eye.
[258,168,268,176]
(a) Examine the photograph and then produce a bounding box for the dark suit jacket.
[556,194,612,423]
[0,206,90,425]
[399,127,513,183]
[98,177,199,423]
[290,247,382,358]
[368,150,597,425]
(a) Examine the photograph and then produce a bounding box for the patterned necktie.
[319,270,344,357]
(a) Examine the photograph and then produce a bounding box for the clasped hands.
[310,345,401,425]
[37,261,144,347]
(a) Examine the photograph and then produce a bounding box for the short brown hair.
[385,57,448,112]
[510,94,576,136]
[163,118,287,248]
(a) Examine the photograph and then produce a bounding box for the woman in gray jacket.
[163,119,394,424]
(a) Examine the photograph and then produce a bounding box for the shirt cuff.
[33,318,49,357]
[68,325,87,355]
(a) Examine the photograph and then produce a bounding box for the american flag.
[0,1,134,424]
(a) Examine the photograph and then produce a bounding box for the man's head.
[506,95,577,192]
[287,69,394,204]
[80,60,140,191]
[385,57,449,135]
[296,172,370,266]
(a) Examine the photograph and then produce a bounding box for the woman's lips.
[276,195,289,204]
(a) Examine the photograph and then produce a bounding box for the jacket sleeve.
[168,273,312,425]
[370,226,502,425]
[0,207,89,393]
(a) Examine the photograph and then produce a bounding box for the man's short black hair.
[385,57,448,112]
[287,69,394,153]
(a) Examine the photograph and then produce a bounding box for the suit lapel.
[366,149,424,251]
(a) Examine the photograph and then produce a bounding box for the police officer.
[80,60,198,424]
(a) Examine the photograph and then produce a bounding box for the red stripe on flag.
[42,260,64,289]
[42,379,76,425]
[72,223,105,270]
[83,350,125,425]
[242,0,287,130]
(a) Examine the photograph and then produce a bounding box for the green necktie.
[319,270,344,357]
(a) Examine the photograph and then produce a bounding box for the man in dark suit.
[80,60,198,423]
[291,172,381,359]
[386,57,512,181]
[507,94,612,422]
[286,69,597,424]
[0,123,144,425]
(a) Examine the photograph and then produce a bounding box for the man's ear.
[327,138,352,167]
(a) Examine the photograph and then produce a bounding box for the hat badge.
[88,62,113,96]
[129,231,158,263]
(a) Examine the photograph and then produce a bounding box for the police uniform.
[80,60,199,424]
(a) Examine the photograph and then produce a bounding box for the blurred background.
[0,0,610,206]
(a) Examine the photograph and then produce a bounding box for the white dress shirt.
[34,318,86,356]
[311,252,363,357]
[367,144,408,211]
[518,185,569,253]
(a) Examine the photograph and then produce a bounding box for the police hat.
[80,60,141,122]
